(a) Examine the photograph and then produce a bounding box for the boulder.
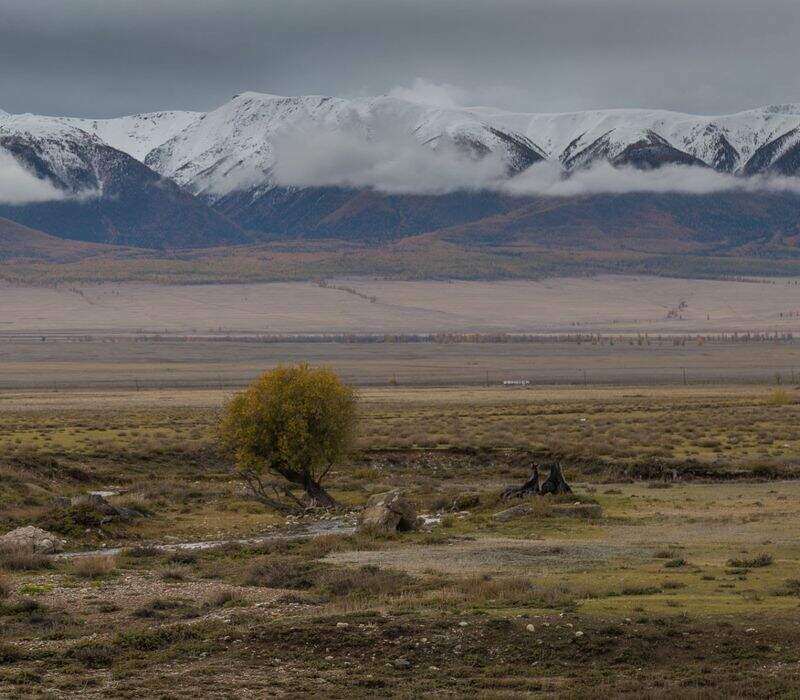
[492,505,532,522]
[0,526,65,554]
[358,491,418,534]
[450,492,480,511]
[66,493,141,522]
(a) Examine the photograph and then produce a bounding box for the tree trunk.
[501,464,540,500]
[501,462,573,499]
[302,476,339,509]
[540,462,572,495]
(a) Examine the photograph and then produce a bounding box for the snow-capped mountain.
[0,112,244,247]
[1,94,799,249]
[480,103,800,174]
[144,92,546,201]
[62,110,201,161]
[561,127,707,171]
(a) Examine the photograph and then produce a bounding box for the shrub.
[768,389,792,406]
[0,570,11,599]
[727,553,773,569]
[158,564,191,581]
[0,643,22,664]
[0,545,51,571]
[662,580,686,590]
[203,588,245,608]
[784,578,800,595]
[68,641,117,667]
[317,565,411,599]
[449,575,578,609]
[72,555,116,579]
[165,550,198,565]
[242,557,318,589]
[663,558,687,568]
[38,504,108,536]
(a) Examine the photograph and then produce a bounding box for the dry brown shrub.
[0,544,51,571]
[72,555,116,579]
[0,570,12,599]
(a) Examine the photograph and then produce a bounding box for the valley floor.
[5,275,800,335]
[1,384,800,696]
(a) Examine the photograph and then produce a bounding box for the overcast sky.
[2,0,798,118]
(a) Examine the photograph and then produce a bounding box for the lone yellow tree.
[220,365,357,511]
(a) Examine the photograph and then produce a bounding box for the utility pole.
[682,367,687,386]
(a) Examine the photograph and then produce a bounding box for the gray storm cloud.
[1,0,799,117]
[0,150,65,204]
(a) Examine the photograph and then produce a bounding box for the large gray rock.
[358,491,418,534]
[492,505,532,522]
[0,526,65,554]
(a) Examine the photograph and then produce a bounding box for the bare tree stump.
[501,462,572,500]
[501,464,540,500]
[540,462,572,495]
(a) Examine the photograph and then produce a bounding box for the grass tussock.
[72,555,116,579]
[0,545,51,572]
[440,575,580,609]
[158,564,192,582]
[0,570,11,599]
[727,553,773,569]
[317,565,412,599]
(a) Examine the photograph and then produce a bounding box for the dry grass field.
[1,381,799,696]
[2,276,800,696]
[3,337,800,391]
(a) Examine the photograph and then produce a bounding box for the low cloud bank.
[0,150,65,204]
[270,127,800,198]
[272,128,508,195]
[506,161,800,197]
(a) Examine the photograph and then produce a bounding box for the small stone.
[336,622,349,628]
[526,624,535,632]
[575,631,584,638]
[458,621,469,627]
[392,658,412,670]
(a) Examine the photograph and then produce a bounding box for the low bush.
[727,553,773,569]
[72,555,116,579]
[317,565,412,599]
[242,557,318,589]
[664,558,687,568]
[203,588,245,608]
[158,564,191,581]
[0,545,51,571]
[0,643,23,664]
[0,570,11,599]
[68,641,117,667]
[165,550,198,565]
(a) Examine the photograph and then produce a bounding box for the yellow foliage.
[220,365,357,488]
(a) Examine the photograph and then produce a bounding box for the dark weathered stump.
[540,462,572,495]
[501,464,540,500]
[501,462,573,500]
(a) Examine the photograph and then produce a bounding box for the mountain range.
[1,93,799,274]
